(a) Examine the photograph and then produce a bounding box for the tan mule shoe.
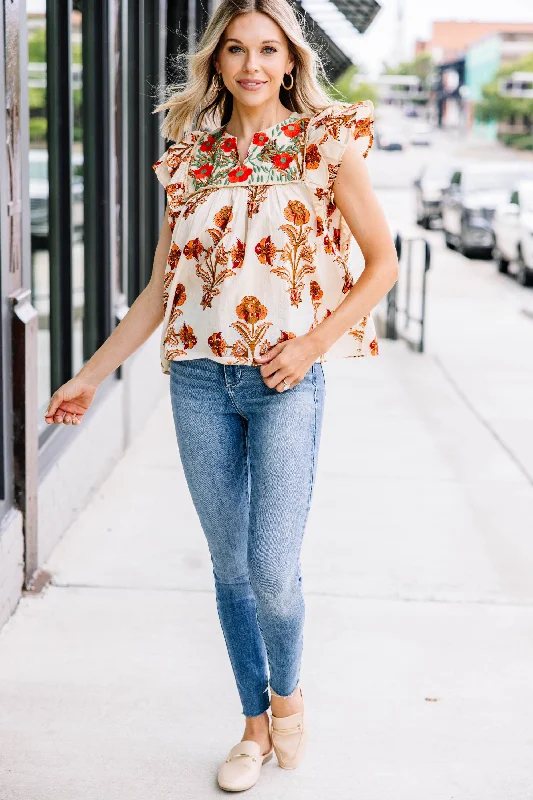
[270,686,307,769]
[217,739,274,792]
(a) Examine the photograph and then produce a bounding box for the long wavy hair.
[154,0,339,143]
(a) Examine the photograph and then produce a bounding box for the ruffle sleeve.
[303,99,374,264]
[152,132,201,217]
[303,99,374,197]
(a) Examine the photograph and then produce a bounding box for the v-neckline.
[218,111,304,166]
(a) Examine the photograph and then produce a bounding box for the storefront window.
[72,4,85,375]
[27,3,50,429]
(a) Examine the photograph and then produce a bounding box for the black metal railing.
[384,232,431,353]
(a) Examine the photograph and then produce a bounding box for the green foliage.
[333,65,379,106]
[498,51,533,77]
[476,51,533,128]
[382,53,434,89]
[28,26,46,62]
[71,40,82,65]
[499,132,533,151]
[29,87,46,111]
[334,65,359,100]
[30,117,47,144]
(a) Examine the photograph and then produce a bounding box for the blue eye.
[228,45,277,54]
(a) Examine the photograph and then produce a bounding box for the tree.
[333,65,379,106]
[383,53,434,91]
[476,52,533,150]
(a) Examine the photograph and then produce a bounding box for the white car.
[493,180,533,286]
[410,122,433,146]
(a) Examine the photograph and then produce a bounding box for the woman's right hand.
[44,375,99,426]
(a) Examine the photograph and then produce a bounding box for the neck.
[224,101,295,136]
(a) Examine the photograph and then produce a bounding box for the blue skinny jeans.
[169,358,326,717]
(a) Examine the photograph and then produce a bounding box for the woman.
[45,0,398,791]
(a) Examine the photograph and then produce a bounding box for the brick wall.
[431,21,533,62]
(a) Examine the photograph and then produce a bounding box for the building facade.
[465,33,533,141]
[0,0,202,628]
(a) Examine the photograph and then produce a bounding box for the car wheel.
[458,237,473,259]
[493,246,509,273]
[458,224,476,259]
[444,230,455,249]
[517,249,533,287]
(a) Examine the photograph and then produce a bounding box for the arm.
[256,138,398,389]
[45,206,172,425]
[302,136,399,352]
[79,207,172,384]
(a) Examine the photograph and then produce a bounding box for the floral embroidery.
[164,320,197,360]
[179,322,197,349]
[282,119,304,139]
[163,283,186,343]
[183,205,245,309]
[229,164,253,183]
[257,329,296,357]
[348,315,368,343]
[207,331,227,358]
[153,100,379,371]
[252,132,269,147]
[305,143,320,171]
[271,153,294,171]
[192,163,214,183]
[221,137,236,153]
[186,114,308,191]
[309,280,323,329]
[208,296,272,365]
[200,134,216,153]
[255,200,316,307]
[163,242,182,313]
[182,186,220,220]
[247,185,269,218]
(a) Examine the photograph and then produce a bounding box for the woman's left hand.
[255,333,322,392]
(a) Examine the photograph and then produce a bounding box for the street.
[1,118,533,799]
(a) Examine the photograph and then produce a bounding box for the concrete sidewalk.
[1,341,533,800]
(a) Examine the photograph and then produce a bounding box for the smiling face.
[214,11,295,108]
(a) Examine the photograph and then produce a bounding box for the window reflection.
[28,4,50,431]
[72,4,85,375]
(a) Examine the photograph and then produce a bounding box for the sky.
[27,0,532,78]
[301,0,533,78]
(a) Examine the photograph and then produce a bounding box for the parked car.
[493,180,533,286]
[441,162,533,258]
[375,124,404,151]
[414,161,458,229]
[30,149,84,246]
[410,122,433,146]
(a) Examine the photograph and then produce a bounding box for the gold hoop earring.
[282,72,294,90]
[215,72,225,90]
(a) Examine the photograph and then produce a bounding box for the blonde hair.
[154,0,340,143]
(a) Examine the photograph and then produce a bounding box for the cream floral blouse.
[153,99,377,374]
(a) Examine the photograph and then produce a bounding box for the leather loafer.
[271,687,307,769]
[217,739,274,792]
